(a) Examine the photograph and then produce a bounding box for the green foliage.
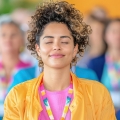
[0,0,39,15]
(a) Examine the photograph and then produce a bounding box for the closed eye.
[61,42,69,44]
[45,42,53,44]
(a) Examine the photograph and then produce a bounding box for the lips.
[49,54,65,58]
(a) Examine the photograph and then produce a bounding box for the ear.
[35,44,41,57]
[73,44,78,58]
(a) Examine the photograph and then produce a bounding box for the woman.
[77,9,107,69]
[101,19,120,113]
[0,19,36,119]
[87,19,120,110]
[3,1,116,120]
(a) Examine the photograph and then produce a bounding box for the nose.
[53,42,61,51]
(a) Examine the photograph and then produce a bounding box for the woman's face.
[105,21,120,49]
[36,22,78,69]
[0,23,23,55]
[89,21,104,47]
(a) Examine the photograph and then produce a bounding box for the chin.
[44,62,70,69]
[49,64,70,69]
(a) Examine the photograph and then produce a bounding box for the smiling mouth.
[49,54,65,58]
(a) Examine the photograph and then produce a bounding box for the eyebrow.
[43,36,71,39]
[60,36,71,39]
[43,36,54,39]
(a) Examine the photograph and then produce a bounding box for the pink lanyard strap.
[40,80,73,120]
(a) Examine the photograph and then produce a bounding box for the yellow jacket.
[3,72,116,120]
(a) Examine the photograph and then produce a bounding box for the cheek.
[106,33,115,44]
[64,47,75,57]
[40,46,51,57]
[13,38,23,48]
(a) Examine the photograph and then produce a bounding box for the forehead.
[0,23,22,35]
[41,22,72,36]
[1,23,19,31]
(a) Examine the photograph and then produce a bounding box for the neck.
[107,48,120,61]
[43,65,71,91]
[2,54,20,70]
[89,45,105,58]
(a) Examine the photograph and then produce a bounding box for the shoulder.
[88,54,105,65]
[78,77,108,93]
[17,60,36,69]
[5,77,38,101]
[72,73,107,94]
[13,78,36,90]
[92,54,105,61]
[72,72,104,90]
[77,77,112,104]
[74,77,116,119]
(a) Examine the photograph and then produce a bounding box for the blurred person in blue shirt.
[87,19,120,118]
[77,7,107,68]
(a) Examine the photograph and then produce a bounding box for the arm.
[3,88,20,120]
[100,87,116,120]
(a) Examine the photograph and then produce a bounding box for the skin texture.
[105,21,120,62]
[0,23,23,55]
[27,1,91,91]
[105,21,120,49]
[36,22,78,91]
[90,21,104,47]
[27,1,92,67]
[89,21,105,57]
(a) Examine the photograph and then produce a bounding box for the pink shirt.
[38,86,73,120]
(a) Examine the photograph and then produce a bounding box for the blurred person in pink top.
[0,18,36,119]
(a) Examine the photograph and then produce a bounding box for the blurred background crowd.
[0,0,120,119]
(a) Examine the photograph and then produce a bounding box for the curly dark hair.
[27,1,92,67]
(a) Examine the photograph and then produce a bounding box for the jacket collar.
[27,72,84,119]
[69,72,84,111]
[27,72,43,119]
